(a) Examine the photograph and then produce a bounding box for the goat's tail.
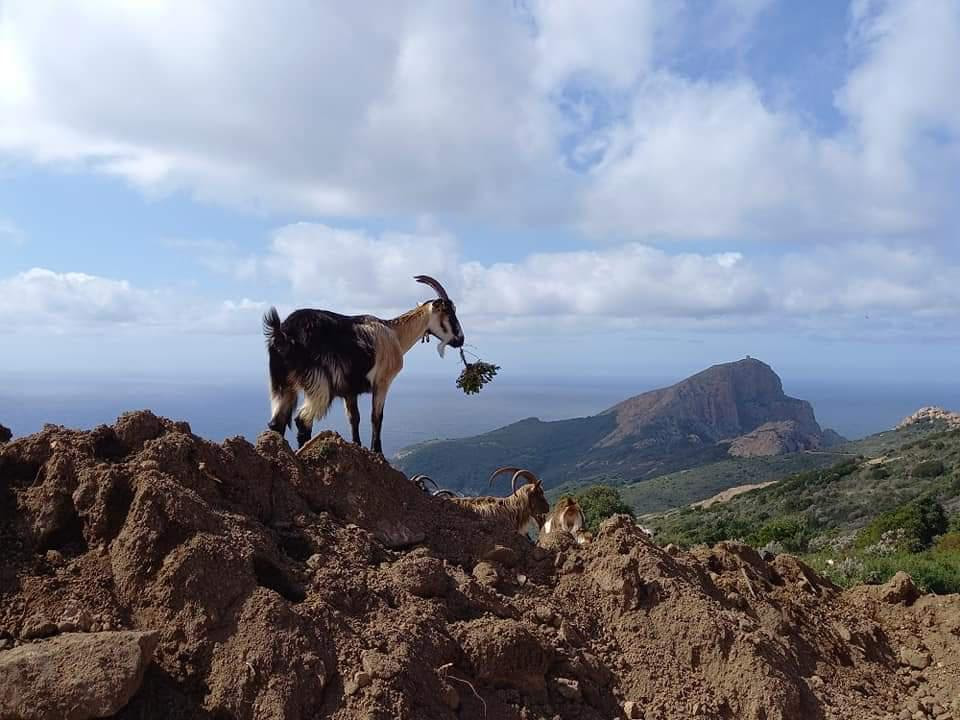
[262,307,284,346]
[264,307,295,433]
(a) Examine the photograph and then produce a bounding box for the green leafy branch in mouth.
[456,348,500,395]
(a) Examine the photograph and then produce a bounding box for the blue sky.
[1,0,959,386]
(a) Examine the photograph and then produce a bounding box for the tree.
[573,485,635,531]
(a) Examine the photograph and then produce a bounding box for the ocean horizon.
[2,371,959,458]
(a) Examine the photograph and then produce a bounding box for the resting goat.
[451,467,550,535]
[263,275,464,454]
[409,474,463,498]
[541,497,591,545]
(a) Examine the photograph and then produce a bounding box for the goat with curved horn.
[454,465,549,533]
[488,466,542,494]
[263,275,464,455]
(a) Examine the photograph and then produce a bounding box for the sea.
[2,372,959,458]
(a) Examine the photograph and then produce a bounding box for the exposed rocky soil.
[1,411,959,720]
[898,407,960,431]
[727,420,822,458]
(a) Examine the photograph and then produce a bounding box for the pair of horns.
[410,473,439,491]
[488,466,542,494]
[414,275,450,301]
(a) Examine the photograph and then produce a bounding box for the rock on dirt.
[0,423,10,444]
[1,411,960,720]
[0,631,158,720]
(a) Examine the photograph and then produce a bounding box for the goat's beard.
[436,339,449,358]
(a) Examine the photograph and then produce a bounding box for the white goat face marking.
[427,300,463,356]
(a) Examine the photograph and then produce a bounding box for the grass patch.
[808,547,960,594]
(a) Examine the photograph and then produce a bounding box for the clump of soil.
[1,411,959,720]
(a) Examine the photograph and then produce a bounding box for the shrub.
[856,496,949,552]
[747,515,813,553]
[935,531,960,552]
[950,513,960,534]
[913,459,945,478]
[811,547,960,594]
[869,465,891,480]
[574,486,635,531]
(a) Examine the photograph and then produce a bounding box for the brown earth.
[1,411,959,720]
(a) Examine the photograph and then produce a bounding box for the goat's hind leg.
[296,378,332,449]
[268,385,297,436]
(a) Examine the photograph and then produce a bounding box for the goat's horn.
[414,275,450,300]
[410,474,439,491]
[511,469,540,493]
[432,489,457,498]
[489,466,524,490]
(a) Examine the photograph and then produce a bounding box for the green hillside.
[395,414,617,493]
[648,423,960,592]
[613,424,936,515]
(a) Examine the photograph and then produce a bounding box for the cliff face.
[727,420,823,458]
[601,358,822,449]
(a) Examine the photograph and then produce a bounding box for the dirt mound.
[2,411,959,720]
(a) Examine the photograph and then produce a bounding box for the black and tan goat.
[263,275,464,454]
[451,467,550,535]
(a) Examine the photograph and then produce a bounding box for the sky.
[1,0,959,387]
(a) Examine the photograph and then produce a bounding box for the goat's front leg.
[343,395,361,445]
[370,387,386,455]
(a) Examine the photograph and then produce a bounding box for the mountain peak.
[601,357,820,449]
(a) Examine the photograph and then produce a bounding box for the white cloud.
[0,267,264,335]
[256,223,960,338]
[581,0,960,241]
[0,1,565,219]
[0,1,957,241]
[839,0,960,190]
[528,0,659,90]
[5,225,960,342]
[263,223,462,313]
